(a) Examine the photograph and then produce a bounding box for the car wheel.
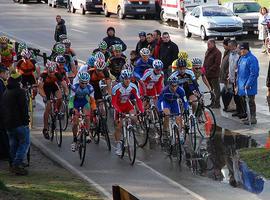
[160,9,167,22]
[13,0,21,2]
[81,5,86,15]
[184,24,192,38]
[52,1,56,8]
[104,5,110,17]
[117,7,126,19]
[200,26,208,41]
[71,4,76,13]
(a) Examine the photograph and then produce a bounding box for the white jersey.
[72,64,88,85]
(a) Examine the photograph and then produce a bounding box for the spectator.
[103,27,127,52]
[0,66,9,162]
[266,52,270,111]
[135,32,148,56]
[2,72,30,175]
[152,29,162,58]
[258,7,269,53]
[54,15,67,42]
[146,33,156,56]
[130,50,139,68]
[159,32,179,82]
[237,42,259,125]
[220,38,232,112]
[203,39,222,108]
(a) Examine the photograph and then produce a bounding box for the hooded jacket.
[2,78,29,129]
[54,19,67,42]
[103,34,127,52]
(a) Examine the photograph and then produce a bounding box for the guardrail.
[112,185,140,200]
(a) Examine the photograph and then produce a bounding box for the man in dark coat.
[135,31,148,56]
[2,72,30,175]
[54,15,67,42]
[103,27,127,52]
[203,39,222,108]
[0,65,9,162]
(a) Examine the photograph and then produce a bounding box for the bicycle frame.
[121,113,134,147]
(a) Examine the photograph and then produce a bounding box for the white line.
[70,28,88,34]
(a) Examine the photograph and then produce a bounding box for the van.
[102,0,157,19]
[160,0,220,27]
[70,0,103,15]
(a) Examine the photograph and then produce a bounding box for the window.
[233,3,260,13]
[202,6,234,17]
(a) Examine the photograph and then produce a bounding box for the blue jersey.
[134,57,154,79]
[71,83,94,100]
[171,70,199,93]
[157,85,189,112]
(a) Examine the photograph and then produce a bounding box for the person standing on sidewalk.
[203,39,222,108]
[152,29,162,59]
[258,7,269,53]
[135,31,148,56]
[2,71,30,175]
[237,42,259,125]
[54,15,67,42]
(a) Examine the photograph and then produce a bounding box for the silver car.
[184,5,244,40]
[223,1,260,33]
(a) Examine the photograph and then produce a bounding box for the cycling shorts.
[92,84,103,100]
[44,84,59,99]
[21,74,36,87]
[114,102,134,121]
[74,98,90,110]
[159,100,181,115]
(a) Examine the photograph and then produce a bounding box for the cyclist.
[55,55,70,99]
[134,48,154,80]
[94,51,106,62]
[17,42,28,60]
[157,74,189,140]
[0,36,16,69]
[139,59,164,106]
[50,43,66,63]
[69,72,96,152]
[191,57,212,91]
[38,61,67,140]
[107,44,127,81]
[112,69,144,156]
[62,39,78,66]
[16,49,41,101]
[171,51,192,72]
[93,41,111,61]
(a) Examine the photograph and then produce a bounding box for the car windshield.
[233,3,260,13]
[202,6,234,17]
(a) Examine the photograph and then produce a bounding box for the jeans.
[7,126,30,166]
[241,95,256,118]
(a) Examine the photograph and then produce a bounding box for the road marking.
[70,28,88,34]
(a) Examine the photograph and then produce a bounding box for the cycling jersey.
[140,68,164,97]
[0,45,16,68]
[66,48,78,65]
[73,64,88,85]
[107,54,127,80]
[57,65,69,84]
[157,85,188,115]
[171,59,192,71]
[193,67,206,80]
[112,82,144,114]
[134,57,154,79]
[17,59,36,76]
[63,54,76,76]
[40,71,63,99]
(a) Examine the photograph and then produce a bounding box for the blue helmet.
[176,58,187,68]
[55,55,66,64]
[168,75,178,86]
[120,69,132,80]
[87,55,96,66]
[78,72,90,83]
[152,59,163,70]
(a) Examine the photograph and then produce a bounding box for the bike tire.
[61,101,69,131]
[173,125,182,165]
[135,115,149,148]
[79,129,87,166]
[189,115,197,152]
[48,114,55,142]
[55,114,63,147]
[196,106,216,139]
[101,118,111,151]
[127,128,136,165]
[28,97,33,129]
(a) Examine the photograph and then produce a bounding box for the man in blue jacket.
[237,42,259,125]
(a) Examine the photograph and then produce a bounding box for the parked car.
[70,0,103,15]
[102,0,156,19]
[48,0,67,8]
[223,1,260,34]
[13,0,47,3]
[184,5,244,40]
[160,0,220,27]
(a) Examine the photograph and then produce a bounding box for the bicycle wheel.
[61,101,69,131]
[127,128,136,165]
[189,115,197,152]
[196,106,216,139]
[48,114,55,142]
[135,115,149,148]
[101,118,111,151]
[91,117,100,144]
[78,129,87,166]
[173,125,182,164]
[28,97,33,129]
[55,114,63,147]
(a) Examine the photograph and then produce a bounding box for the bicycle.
[47,96,63,147]
[72,107,88,166]
[99,80,113,118]
[183,108,197,152]
[119,113,137,165]
[24,84,34,129]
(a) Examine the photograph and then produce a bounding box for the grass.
[239,148,270,179]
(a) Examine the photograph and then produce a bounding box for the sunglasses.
[80,82,88,85]
[171,84,178,88]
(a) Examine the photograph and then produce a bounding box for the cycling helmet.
[46,61,57,72]
[55,43,66,55]
[21,49,32,59]
[18,42,27,52]
[178,51,188,60]
[99,41,108,50]
[78,72,90,83]
[176,58,187,68]
[62,39,71,48]
[120,69,132,80]
[87,55,96,66]
[140,48,150,56]
[55,55,66,64]
[95,59,106,70]
[112,44,122,52]
[94,51,105,61]
[152,59,163,70]
[192,57,203,67]
[0,36,9,43]
[168,75,179,86]
[59,34,67,42]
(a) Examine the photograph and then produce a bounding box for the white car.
[48,0,67,8]
[70,0,103,15]
[184,5,244,40]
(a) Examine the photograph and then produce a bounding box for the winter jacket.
[0,78,6,129]
[2,79,29,129]
[237,51,259,96]
[153,38,162,59]
[158,40,179,70]
[135,40,148,56]
[103,35,127,52]
[203,47,222,79]
[54,19,67,42]
[220,49,230,83]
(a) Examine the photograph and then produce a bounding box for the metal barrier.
[112,185,140,200]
